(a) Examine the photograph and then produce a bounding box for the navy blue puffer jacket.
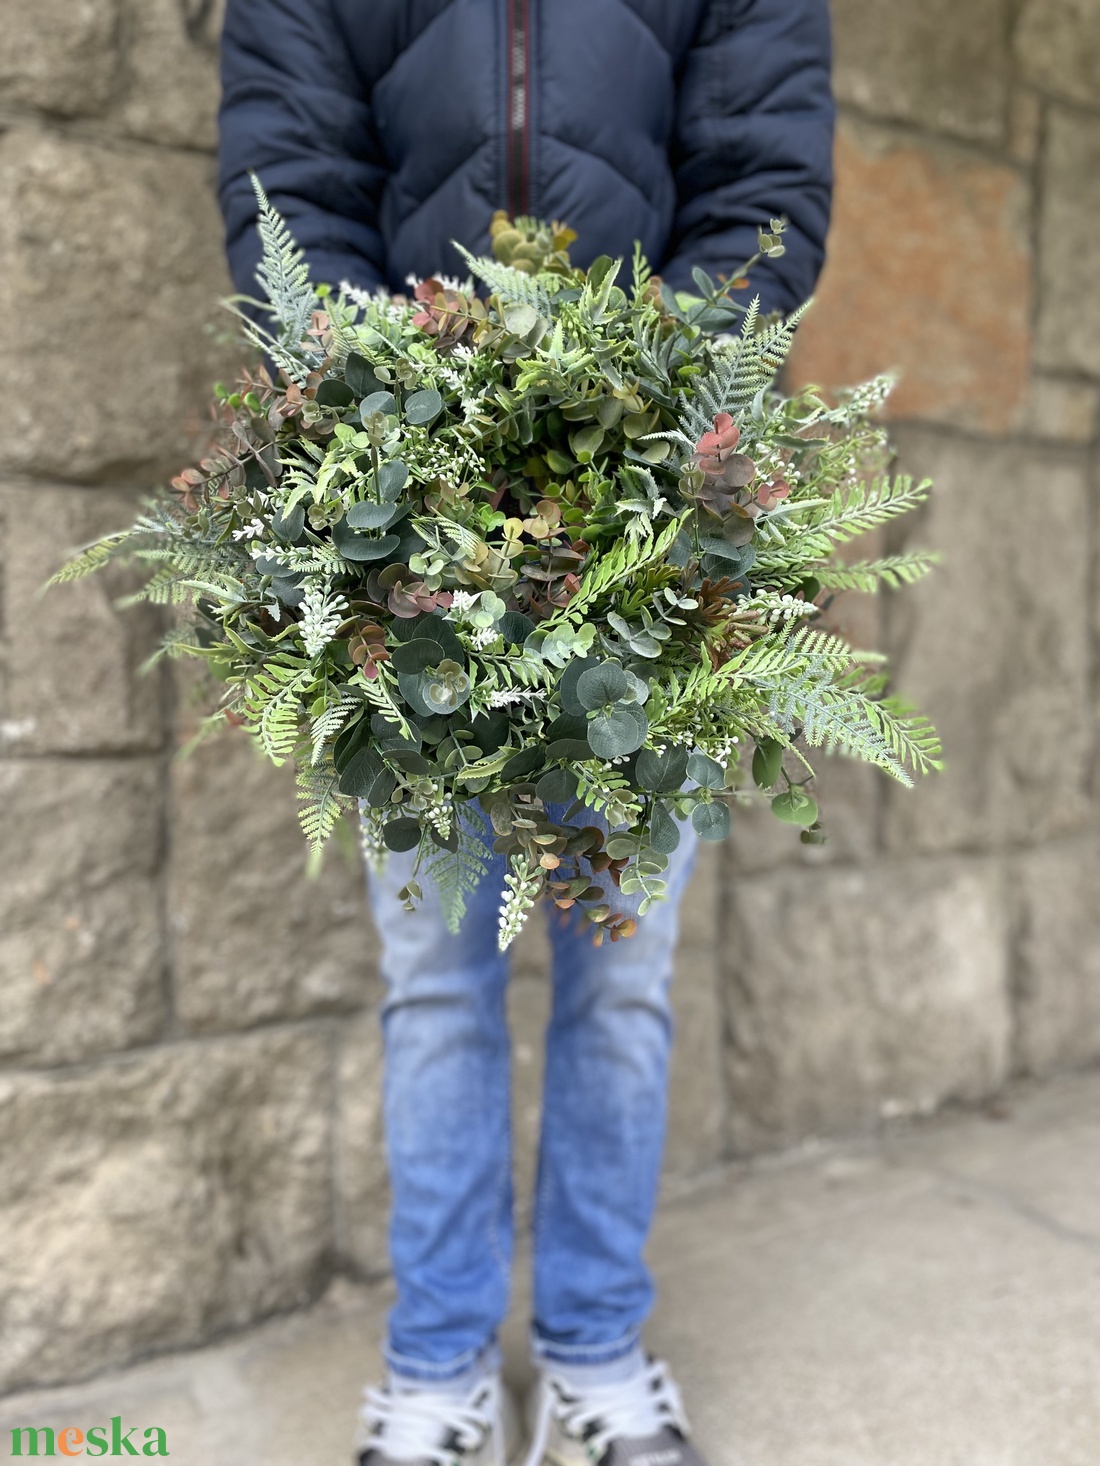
[219,0,834,317]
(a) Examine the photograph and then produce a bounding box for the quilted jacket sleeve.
[218,0,387,303]
[661,0,835,317]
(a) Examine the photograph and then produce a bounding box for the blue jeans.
[365,802,699,1382]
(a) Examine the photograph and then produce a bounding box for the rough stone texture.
[726,753,882,876]
[882,431,1091,855]
[0,482,164,755]
[0,1027,330,1395]
[788,122,1032,434]
[1036,108,1100,378]
[0,0,120,117]
[0,130,235,483]
[1015,0,1100,109]
[1023,375,1099,444]
[116,0,224,149]
[722,857,1011,1154]
[832,0,1010,143]
[664,843,726,1175]
[334,1012,390,1279]
[169,727,377,1034]
[0,759,166,1067]
[1012,839,1100,1077]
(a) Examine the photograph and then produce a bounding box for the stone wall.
[1,0,1098,1395]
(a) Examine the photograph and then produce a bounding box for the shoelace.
[359,1378,496,1465]
[525,1358,689,1466]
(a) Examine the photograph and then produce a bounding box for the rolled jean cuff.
[531,1324,643,1368]
[386,1338,501,1387]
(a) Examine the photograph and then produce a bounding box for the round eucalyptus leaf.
[545,738,593,761]
[396,671,437,718]
[429,824,460,852]
[390,638,446,675]
[636,746,689,793]
[536,768,579,805]
[687,751,726,790]
[771,789,820,826]
[331,519,401,562]
[360,390,398,420]
[576,661,629,711]
[422,672,471,715]
[586,703,647,759]
[404,388,444,426]
[558,657,601,716]
[648,802,682,855]
[382,818,422,853]
[692,801,731,841]
[271,503,306,543]
[347,500,398,531]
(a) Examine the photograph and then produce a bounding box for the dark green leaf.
[383,818,422,853]
[377,460,409,501]
[558,657,601,716]
[390,638,446,675]
[752,738,784,789]
[344,352,383,398]
[501,747,546,781]
[315,378,355,409]
[499,610,535,645]
[271,503,305,543]
[346,500,398,530]
[537,768,579,805]
[636,746,689,793]
[386,749,432,776]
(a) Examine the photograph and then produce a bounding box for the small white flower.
[232,518,267,542]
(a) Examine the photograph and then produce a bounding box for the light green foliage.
[54,201,940,945]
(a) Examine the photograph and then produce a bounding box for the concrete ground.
[2,1069,1098,1466]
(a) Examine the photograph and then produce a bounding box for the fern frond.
[49,532,132,584]
[814,551,939,593]
[250,173,317,350]
[451,245,557,315]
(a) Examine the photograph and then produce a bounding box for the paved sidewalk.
[2,1069,1098,1466]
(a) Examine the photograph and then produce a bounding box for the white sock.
[545,1343,648,1393]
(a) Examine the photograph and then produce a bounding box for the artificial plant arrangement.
[55,184,940,948]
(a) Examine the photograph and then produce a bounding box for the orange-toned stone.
[788,123,1032,434]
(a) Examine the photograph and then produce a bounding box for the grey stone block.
[169,728,378,1033]
[882,429,1091,854]
[115,0,223,150]
[0,759,166,1065]
[722,857,1011,1153]
[1036,108,1100,377]
[0,1027,331,1393]
[1016,0,1100,109]
[0,482,164,755]
[1012,838,1100,1076]
[334,1011,390,1278]
[0,130,235,482]
[0,0,119,117]
[832,0,1010,143]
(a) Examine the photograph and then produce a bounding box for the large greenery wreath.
[57,183,940,948]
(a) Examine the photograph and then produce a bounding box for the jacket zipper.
[507,0,530,216]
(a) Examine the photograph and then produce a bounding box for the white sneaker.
[524,1358,707,1466]
[356,1372,521,1466]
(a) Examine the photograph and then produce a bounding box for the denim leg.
[531,813,699,1366]
[366,809,514,1382]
